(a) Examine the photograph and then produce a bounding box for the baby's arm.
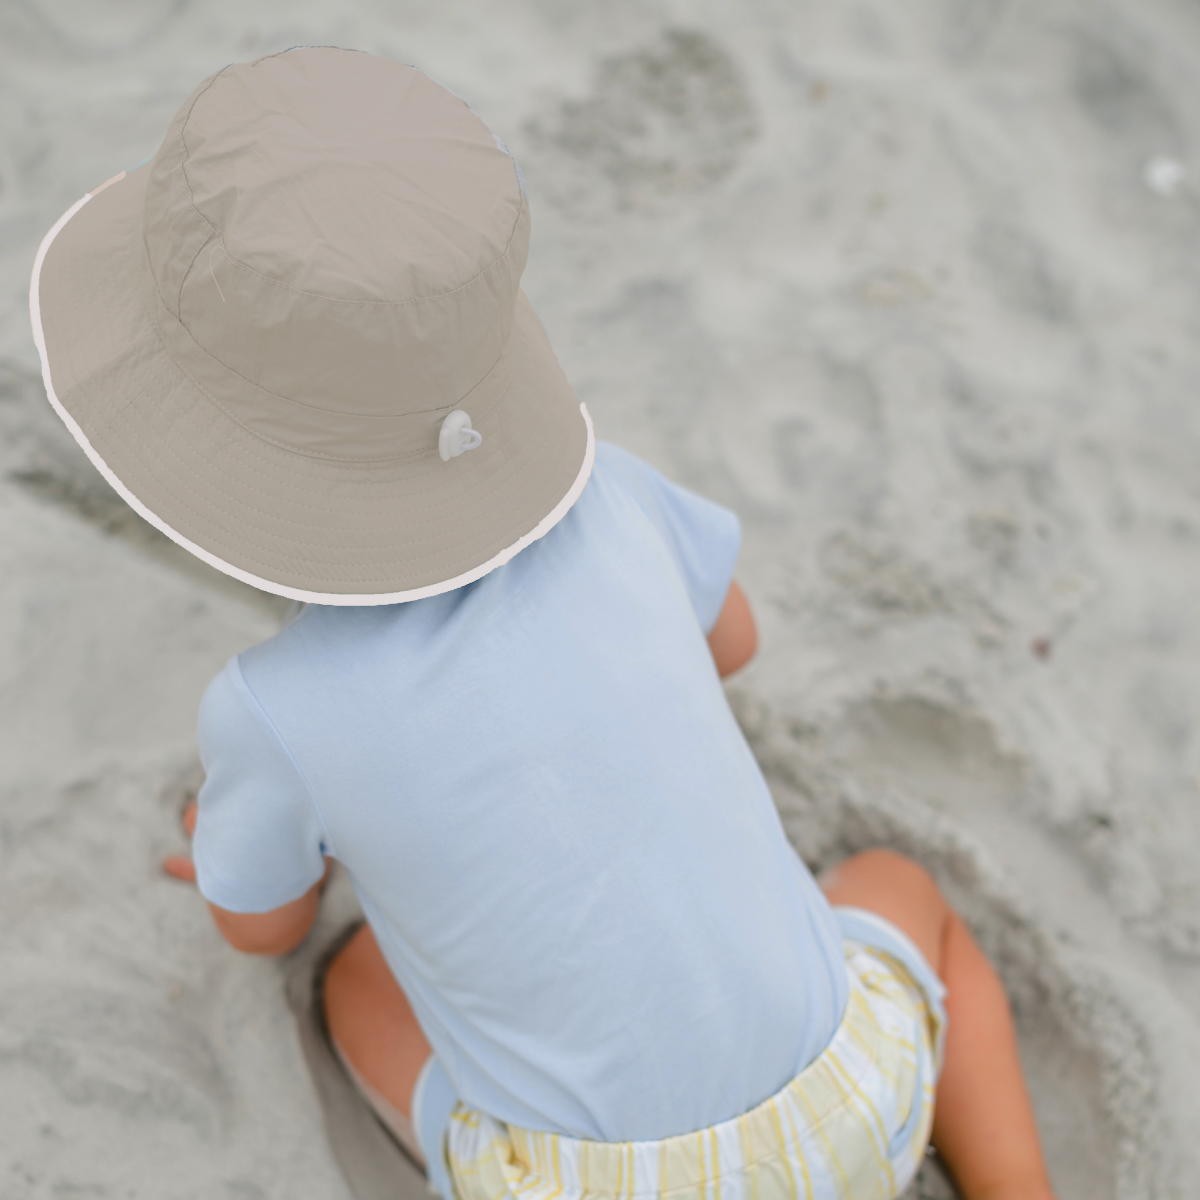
[207,882,322,956]
[707,581,757,678]
[165,802,327,955]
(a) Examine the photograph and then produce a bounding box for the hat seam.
[99,392,570,552]
[171,66,238,315]
[142,297,514,466]
[96,379,573,566]
[100,359,179,424]
[68,249,184,423]
[58,311,180,429]
[93,411,336,579]
[102,421,563,586]
[153,276,518,423]
[97,397,494,516]
[199,205,527,309]
[174,58,527,310]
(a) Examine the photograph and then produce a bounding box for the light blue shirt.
[194,441,848,1141]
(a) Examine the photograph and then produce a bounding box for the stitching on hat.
[158,274,511,421]
[166,54,529,437]
[104,360,177,421]
[143,212,526,450]
[104,414,547,585]
[70,264,180,421]
[81,232,521,526]
[174,53,371,311]
[143,295,513,465]
[103,412,388,576]
[173,69,234,315]
[207,424,536,539]
[70,266,181,422]
[101,388,573,562]
[206,204,527,308]
[99,416,328,573]
[96,388,588,589]
[175,56,528,310]
[97,386,527,527]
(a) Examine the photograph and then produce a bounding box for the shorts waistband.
[445,938,944,1200]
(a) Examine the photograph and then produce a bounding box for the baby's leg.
[821,850,1056,1200]
[323,922,433,1139]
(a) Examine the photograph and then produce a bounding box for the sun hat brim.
[30,163,594,605]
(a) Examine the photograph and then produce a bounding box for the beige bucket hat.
[29,46,594,604]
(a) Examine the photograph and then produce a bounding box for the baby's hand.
[163,802,199,883]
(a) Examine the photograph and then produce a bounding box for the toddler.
[31,47,1055,1200]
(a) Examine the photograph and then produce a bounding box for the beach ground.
[2,3,1199,1196]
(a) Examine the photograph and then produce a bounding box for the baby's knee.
[820,847,952,949]
[872,848,937,887]
[823,846,935,892]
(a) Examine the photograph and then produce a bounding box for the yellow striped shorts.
[445,926,946,1200]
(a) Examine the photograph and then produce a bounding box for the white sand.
[2,2,1199,1196]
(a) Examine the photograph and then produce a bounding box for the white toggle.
[438,410,483,462]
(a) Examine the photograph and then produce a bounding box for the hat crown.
[142,48,529,437]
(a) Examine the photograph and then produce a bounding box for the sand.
[2,1,1199,1196]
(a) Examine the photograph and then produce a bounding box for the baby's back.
[196,442,847,1141]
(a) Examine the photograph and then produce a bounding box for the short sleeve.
[192,657,330,913]
[598,442,742,633]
